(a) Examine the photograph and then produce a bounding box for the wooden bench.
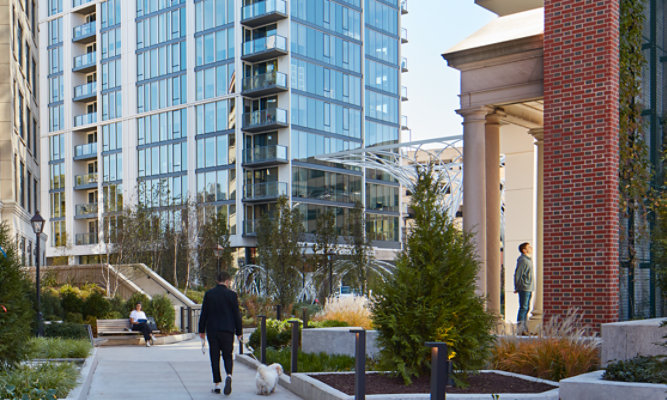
[97,319,160,336]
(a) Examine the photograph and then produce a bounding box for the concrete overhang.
[475,0,543,16]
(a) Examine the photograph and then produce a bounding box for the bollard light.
[350,329,366,400]
[289,320,300,373]
[425,342,449,400]
[258,315,267,364]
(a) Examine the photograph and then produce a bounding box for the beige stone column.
[528,128,544,328]
[457,107,489,297]
[485,112,503,317]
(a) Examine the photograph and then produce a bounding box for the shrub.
[59,287,84,317]
[44,322,89,340]
[82,291,110,319]
[123,292,150,316]
[108,296,125,315]
[309,319,350,328]
[604,356,667,384]
[185,290,204,304]
[149,295,175,332]
[65,312,83,324]
[491,309,600,381]
[253,347,356,373]
[26,338,91,359]
[40,289,63,321]
[314,296,372,329]
[0,223,33,368]
[372,168,494,385]
[240,294,275,322]
[248,318,301,350]
[0,362,78,399]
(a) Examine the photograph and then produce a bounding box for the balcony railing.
[401,57,408,72]
[75,203,98,217]
[74,112,97,127]
[401,115,409,130]
[401,86,408,101]
[241,0,288,27]
[73,82,97,101]
[75,232,99,245]
[401,0,408,14]
[244,181,288,201]
[242,35,288,62]
[242,71,288,97]
[75,173,98,188]
[73,0,94,7]
[401,27,408,43]
[73,52,96,71]
[74,142,97,159]
[242,108,288,132]
[73,21,96,42]
[244,145,288,166]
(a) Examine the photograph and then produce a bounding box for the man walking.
[514,242,534,327]
[199,271,243,395]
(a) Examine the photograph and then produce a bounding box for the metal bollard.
[302,309,309,328]
[258,315,267,364]
[350,329,366,400]
[276,304,282,320]
[239,335,244,355]
[187,306,193,333]
[425,342,449,400]
[289,320,300,373]
[180,307,185,332]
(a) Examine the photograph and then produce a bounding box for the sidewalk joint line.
[168,361,195,400]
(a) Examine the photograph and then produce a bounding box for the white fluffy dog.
[255,363,283,395]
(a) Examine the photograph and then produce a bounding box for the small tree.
[347,202,373,296]
[313,208,339,297]
[197,207,233,288]
[0,223,34,368]
[372,166,494,385]
[257,197,304,309]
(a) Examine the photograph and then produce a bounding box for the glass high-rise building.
[39,0,407,265]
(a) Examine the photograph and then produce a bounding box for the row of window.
[365,0,398,35]
[366,183,398,211]
[16,159,37,214]
[48,19,62,46]
[48,47,62,76]
[50,163,66,190]
[101,90,122,121]
[194,0,234,33]
[366,28,399,64]
[365,120,399,146]
[136,7,186,50]
[293,167,362,204]
[102,122,122,152]
[365,59,399,94]
[196,168,236,203]
[138,108,187,145]
[102,59,122,90]
[196,133,235,169]
[137,41,187,82]
[291,93,362,139]
[138,141,188,177]
[365,89,399,123]
[196,63,236,100]
[137,0,185,18]
[49,75,63,103]
[103,152,123,182]
[291,0,362,41]
[49,105,64,132]
[52,220,66,247]
[366,213,398,242]
[195,27,235,67]
[50,191,66,219]
[101,0,122,29]
[101,28,122,60]
[291,58,361,106]
[195,99,236,135]
[50,134,66,161]
[291,129,361,162]
[103,183,123,213]
[137,74,187,113]
[291,22,362,73]
[138,174,188,207]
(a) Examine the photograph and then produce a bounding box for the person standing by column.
[514,242,534,329]
[199,271,243,395]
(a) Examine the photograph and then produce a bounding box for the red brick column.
[542,0,620,329]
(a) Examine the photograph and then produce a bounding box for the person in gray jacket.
[514,242,534,326]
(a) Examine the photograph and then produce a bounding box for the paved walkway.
[86,337,303,400]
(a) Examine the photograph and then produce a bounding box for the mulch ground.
[311,372,557,395]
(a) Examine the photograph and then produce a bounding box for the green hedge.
[604,356,667,384]
[252,347,356,373]
[27,338,91,359]
[248,318,301,350]
[0,363,78,399]
[44,322,89,340]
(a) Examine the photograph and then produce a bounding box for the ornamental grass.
[313,296,373,329]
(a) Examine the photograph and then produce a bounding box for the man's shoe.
[150,335,155,345]
[212,385,221,394]
[223,376,232,395]
[145,341,151,347]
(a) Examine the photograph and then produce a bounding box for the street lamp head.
[31,211,45,235]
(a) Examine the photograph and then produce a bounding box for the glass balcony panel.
[75,203,98,216]
[244,145,288,164]
[401,27,408,43]
[74,142,97,158]
[401,86,408,100]
[73,82,97,100]
[401,57,408,72]
[242,108,288,131]
[75,232,99,245]
[73,21,96,41]
[242,71,287,95]
[73,52,97,70]
[75,173,98,187]
[401,0,408,14]
[74,112,97,127]
[73,0,94,7]
[242,35,287,60]
[401,115,409,129]
[244,181,287,201]
[242,0,287,26]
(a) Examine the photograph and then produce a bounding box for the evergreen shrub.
[371,166,495,385]
[44,322,88,340]
[83,291,110,319]
[248,318,300,350]
[149,295,175,332]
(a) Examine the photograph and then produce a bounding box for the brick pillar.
[543,0,620,329]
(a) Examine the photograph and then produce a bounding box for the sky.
[401,1,495,142]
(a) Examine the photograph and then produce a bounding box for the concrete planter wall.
[302,327,380,358]
[601,318,667,366]
[559,370,667,400]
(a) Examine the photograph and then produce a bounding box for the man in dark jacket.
[513,242,534,327]
[199,271,243,395]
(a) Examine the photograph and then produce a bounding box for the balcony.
[75,232,99,245]
[244,181,288,202]
[242,35,288,62]
[74,142,97,160]
[73,82,97,102]
[401,57,408,73]
[242,71,288,98]
[401,115,409,130]
[74,173,98,189]
[73,0,95,13]
[74,112,97,128]
[73,52,96,73]
[401,86,408,101]
[401,0,408,14]
[401,28,408,44]
[75,203,98,219]
[73,21,96,43]
[242,108,288,133]
[241,0,287,27]
[243,145,288,167]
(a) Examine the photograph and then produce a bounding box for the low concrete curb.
[559,370,667,400]
[95,332,195,346]
[64,348,98,400]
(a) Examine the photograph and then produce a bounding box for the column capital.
[456,106,494,122]
[529,127,544,142]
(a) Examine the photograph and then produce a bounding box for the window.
[19,161,25,208]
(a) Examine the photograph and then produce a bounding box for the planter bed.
[559,370,667,400]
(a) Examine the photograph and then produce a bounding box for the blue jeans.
[517,291,532,323]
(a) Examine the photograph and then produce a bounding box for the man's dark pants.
[517,291,532,323]
[208,331,234,383]
[131,322,152,342]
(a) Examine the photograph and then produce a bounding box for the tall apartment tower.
[40,0,407,265]
[0,0,40,265]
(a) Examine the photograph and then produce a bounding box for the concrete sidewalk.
[86,337,304,400]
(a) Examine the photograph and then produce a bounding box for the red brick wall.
[542,0,620,330]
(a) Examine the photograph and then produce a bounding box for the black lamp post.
[30,211,45,337]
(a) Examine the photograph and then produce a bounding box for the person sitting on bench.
[129,302,154,347]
